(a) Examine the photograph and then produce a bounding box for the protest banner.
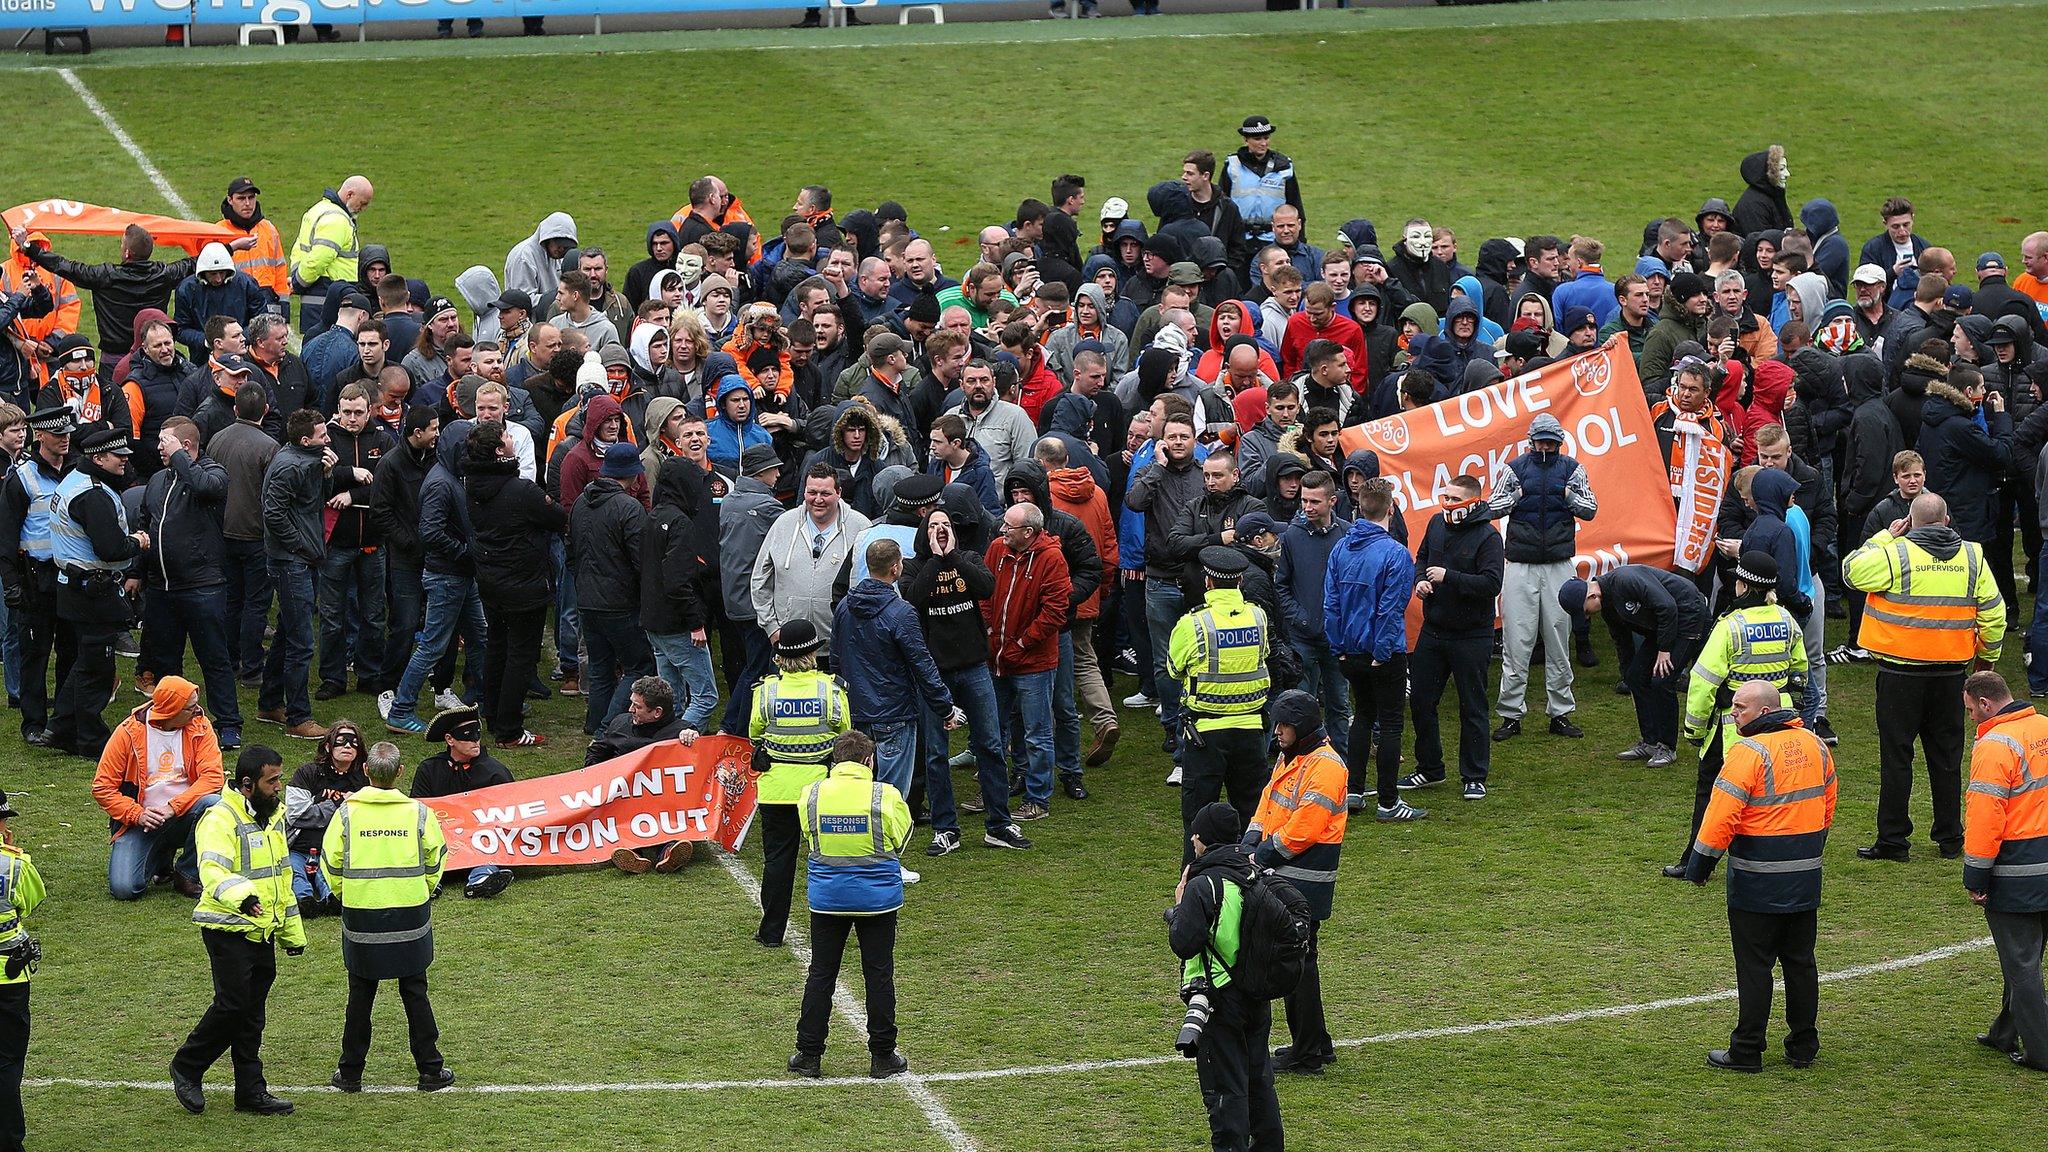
[1339,336,1680,578]
[423,735,758,870]
[3,202,239,256]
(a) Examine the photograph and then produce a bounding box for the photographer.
[1165,801,1283,1152]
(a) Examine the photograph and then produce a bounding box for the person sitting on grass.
[407,706,514,899]
[91,676,223,901]
[599,677,693,876]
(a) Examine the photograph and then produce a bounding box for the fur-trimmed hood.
[831,397,913,461]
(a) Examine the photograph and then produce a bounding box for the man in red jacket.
[980,502,1071,822]
[1281,282,1368,389]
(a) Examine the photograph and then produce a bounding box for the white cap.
[1099,196,1129,223]
[196,242,235,275]
[1851,263,1889,286]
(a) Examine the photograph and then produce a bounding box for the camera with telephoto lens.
[2,936,41,981]
[1175,977,1213,1057]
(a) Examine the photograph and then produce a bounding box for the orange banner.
[4,201,239,256]
[422,736,759,871]
[1339,336,1679,574]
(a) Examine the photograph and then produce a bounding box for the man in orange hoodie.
[1038,436,1120,766]
[91,675,224,901]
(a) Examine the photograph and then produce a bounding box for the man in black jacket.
[257,409,334,741]
[571,442,650,737]
[317,385,394,701]
[49,426,146,755]
[408,706,514,899]
[1167,453,1259,608]
[138,416,242,747]
[370,407,438,714]
[465,420,564,748]
[1560,563,1711,770]
[642,456,716,735]
[1402,475,1506,800]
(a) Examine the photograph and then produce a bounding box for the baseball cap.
[1978,252,2007,273]
[1850,264,1888,287]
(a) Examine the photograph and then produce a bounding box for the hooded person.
[1695,197,1738,244]
[1782,271,1831,341]
[453,265,505,346]
[1337,449,1407,545]
[625,221,682,311]
[1437,296,1494,381]
[1041,392,1109,490]
[706,372,772,474]
[1345,283,1401,391]
[503,212,579,303]
[1734,146,1793,237]
[558,391,647,512]
[802,398,911,521]
[639,394,689,480]
[1147,181,1213,266]
[1472,237,1522,329]
[1194,301,1279,385]
[1920,370,2013,546]
[629,322,668,395]
[1046,281,1132,383]
[171,244,268,362]
[1798,199,1849,298]
[1739,469,1813,619]
[1387,221,1455,314]
[1737,229,1782,318]
[1446,275,1505,346]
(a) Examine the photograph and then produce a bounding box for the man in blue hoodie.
[1549,238,1618,329]
[384,420,487,735]
[1800,200,1851,299]
[832,538,954,798]
[1276,470,1351,751]
[707,374,772,474]
[1323,477,1423,821]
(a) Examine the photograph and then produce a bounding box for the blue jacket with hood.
[830,577,952,728]
[420,418,476,578]
[1739,468,1811,618]
[1443,275,1505,345]
[707,373,772,470]
[1799,199,1851,299]
[1322,517,1415,661]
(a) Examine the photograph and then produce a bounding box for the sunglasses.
[331,733,361,747]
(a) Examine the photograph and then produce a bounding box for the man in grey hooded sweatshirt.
[503,213,578,304]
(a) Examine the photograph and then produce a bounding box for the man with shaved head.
[288,176,374,337]
[1845,491,2007,862]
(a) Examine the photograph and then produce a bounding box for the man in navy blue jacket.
[1322,477,1421,821]
[832,537,953,798]
[1275,470,1350,751]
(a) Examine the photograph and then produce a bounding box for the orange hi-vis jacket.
[220,215,288,299]
[1686,711,1836,913]
[1966,703,2048,913]
[1247,740,1347,919]
[2,239,81,388]
[1845,528,2005,667]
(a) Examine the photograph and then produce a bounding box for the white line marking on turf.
[712,849,979,1152]
[54,68,192,218]
[23,933,1992,1097]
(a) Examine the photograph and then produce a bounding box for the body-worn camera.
[1176,977,1213,1057]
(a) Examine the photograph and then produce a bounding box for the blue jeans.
[551,535,580,675]
[107,793,219,899]
[392,572,487,719]
[2030,549,2048,694]
[318,546,388,688]
[579,609,649,735]
[1144,580,1186,736]
[145,584,242,731]
[260,557,318,725]
[1289,634,1352,751]
[869,719,918,796]
[224,537,271,678]
[648,631,720,730]
[995,669,1056,807]
[1052,631,1081,779]
[920,663,1008,834]
[287,849,333,904]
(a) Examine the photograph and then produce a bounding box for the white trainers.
[1122,691,1156,708]
[1165,765,1182,786]
[899,865,922,885]
[433,689,465,712]
[377,690,395,721]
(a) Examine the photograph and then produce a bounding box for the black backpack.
[1206,866,1313,1001]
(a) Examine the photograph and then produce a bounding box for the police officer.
[1960,671,2048,1072]
[49,425,145,757]
[1168,546,1271,861]
[1248,690,1346,1077]
[1684,680,1837,1072]
[321,740,454,1093]
[0,786,48,1152]
[1217,115,1302,246]
[788,730,912,1081]
[1844,492,2006,861]
[1665,552,1806,879]
[0,407,74,746]
[748,619,851,948]
[172,745,303,1117]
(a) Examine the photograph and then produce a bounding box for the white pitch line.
[712,849,979,1152]
[23,933,1993,1097]
[54,67,193,218]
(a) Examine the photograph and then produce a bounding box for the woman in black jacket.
[464,419,567,747]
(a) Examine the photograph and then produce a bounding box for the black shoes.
[1549,715,1584,739]
[1706,1049,1760,1073]
[171,1066,205,1113]
[1857,845,1909,862]
[330,1069,361,1093]
[1061,776,1089,801]
[1814,716,1838,745]
[870,1050,908,1079]
[1492,718,1521,742]
[1661,864,1689,880]
[1940,843,1964,860]
[315,681,348,701]
[788,1050,821,1078]
[21,729,49,747]
[234,1092,294,1115]
[419,1068,456,1092]
[1271,1044,1333,1074]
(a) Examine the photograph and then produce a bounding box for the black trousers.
[0,983,26,1152]
[339,971,443,1078]
[757,803,802,946]
[1194,983,1283,1152]
[1341,652,1407,808]
[1282,918,1330,1064]
[50,621,117,752]
[16,562,70,735]
[1409,634,1491,784]
[1624,632,1699,749]
[481,603,546,742]
[1874,668,1966,853]
[172,930,277,1099]
[796,911,897,1058]
[1678,726,1727,868]
[1179,727,1267,865]
[1728,907,1818,1064]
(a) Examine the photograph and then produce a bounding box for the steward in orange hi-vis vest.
[1961,672,2048,1071]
